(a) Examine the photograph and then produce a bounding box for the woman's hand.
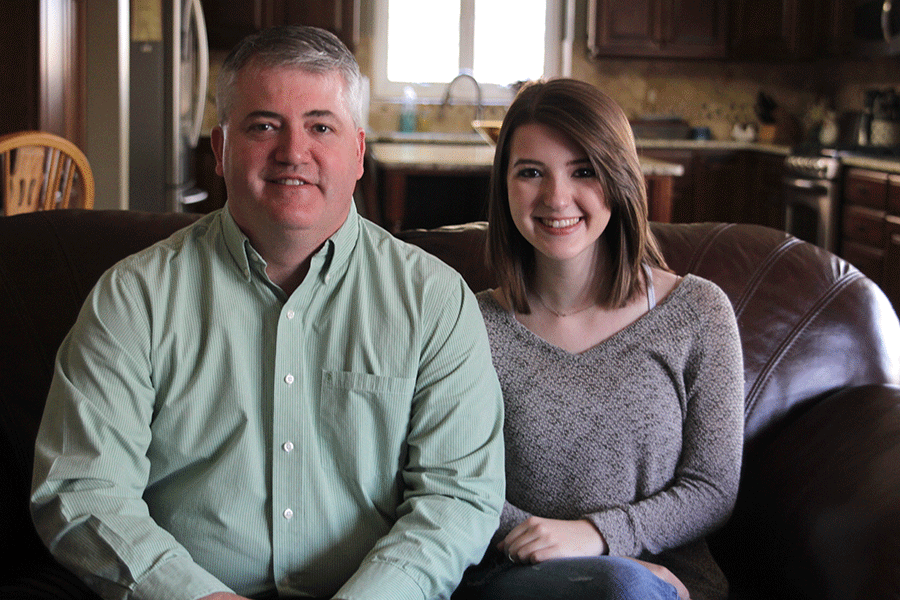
[498,516,607,563]
[623,558,690,600]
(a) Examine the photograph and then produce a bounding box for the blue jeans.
[454,555,680,600]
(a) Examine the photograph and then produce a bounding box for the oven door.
[782,175,839,252]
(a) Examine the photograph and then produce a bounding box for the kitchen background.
[196,0,900,144]
[3,0,900,313]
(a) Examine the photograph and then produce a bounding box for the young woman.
[456,79,744,600]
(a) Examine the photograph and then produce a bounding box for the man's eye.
[248,123,275,133]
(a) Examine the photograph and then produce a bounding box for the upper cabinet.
[201,0,360,52]
[588,0,729,59]
[728,0,827,60]
[588,0,829,60]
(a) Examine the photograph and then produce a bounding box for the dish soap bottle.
[399,86,417,133]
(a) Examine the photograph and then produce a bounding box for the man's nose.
[275,128,310,164]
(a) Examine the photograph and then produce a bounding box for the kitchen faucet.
[440,71,484,122]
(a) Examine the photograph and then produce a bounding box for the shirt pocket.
[318,370,415,495]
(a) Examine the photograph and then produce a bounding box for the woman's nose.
[542,176,572,209]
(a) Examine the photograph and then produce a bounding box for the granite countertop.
[635,139,791,155]
[367,141,686,177]
[840,154,900,175]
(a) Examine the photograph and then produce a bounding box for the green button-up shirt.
[31,204,504,600]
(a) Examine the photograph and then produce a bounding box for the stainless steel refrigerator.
[130,0,209,212]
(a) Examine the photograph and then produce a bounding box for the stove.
[784,151,842,180]
[782,148,844,252]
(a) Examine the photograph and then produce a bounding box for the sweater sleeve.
[497,501,533,540]
[585,282,745,558]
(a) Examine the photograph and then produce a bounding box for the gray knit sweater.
[476,275,744,600]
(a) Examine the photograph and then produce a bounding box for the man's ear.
[355,128,366,181]
[211,125,225,177]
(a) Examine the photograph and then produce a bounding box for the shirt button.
[282,441,294,453]
[286,310,295,320]
[284,374,294,385]
[283,508,294,520]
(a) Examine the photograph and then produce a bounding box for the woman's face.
[506,122,611,267]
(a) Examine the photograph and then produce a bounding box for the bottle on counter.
[399,86,418,133]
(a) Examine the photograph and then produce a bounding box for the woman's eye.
[516,167,541,178]
[573,167,596,178]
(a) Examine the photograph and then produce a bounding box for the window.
[372,0,571,102]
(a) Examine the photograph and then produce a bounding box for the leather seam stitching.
[732,237,802,319]
[743,270,864,418]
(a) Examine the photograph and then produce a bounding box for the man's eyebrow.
[304,109,338,119]
[242,110,282,122]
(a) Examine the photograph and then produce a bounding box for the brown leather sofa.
[1,208,899,600]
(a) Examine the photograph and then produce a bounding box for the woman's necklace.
[534,294,596,318]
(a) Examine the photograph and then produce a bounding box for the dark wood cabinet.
[744,151,786,229]
[201,0,359,52]
[729,0,828,60]
[691,150,750,224]
[639,147,787,231]
[588,0,728,59]
[841,167,900,314]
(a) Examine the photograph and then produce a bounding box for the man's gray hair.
[216,25,363,127]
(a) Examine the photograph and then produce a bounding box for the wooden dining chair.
[0,131,95,216]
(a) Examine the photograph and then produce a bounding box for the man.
[31,26,504,600]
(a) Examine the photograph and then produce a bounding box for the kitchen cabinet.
[729,0,827,60]
[745,151,787,230]
[588,0,728,59]
[201,0,359,52]
[638,147,786,228]
[691,150,751,224]
[824,0,857,56]
[841,167,900,313]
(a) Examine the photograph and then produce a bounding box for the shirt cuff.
[334,560,425,600]
[131,558,232,600]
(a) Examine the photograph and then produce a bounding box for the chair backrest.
[0,131,95,215]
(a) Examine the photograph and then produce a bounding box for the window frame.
[371,0,572,103]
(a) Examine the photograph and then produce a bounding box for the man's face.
[211,63,365,244]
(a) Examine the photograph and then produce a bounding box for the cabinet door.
[886,176,900,313]
[202,0,359,51]
[666,0,729,58]
[691,150,748,224]
[588,0,727,58]
[202,0,273,50]
[729,0,826,60]
[844,168,888,210]
[884,216,900,314]
[588,0,663,57]
[284,0,359,51]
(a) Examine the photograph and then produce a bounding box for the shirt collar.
[221,201,360,285]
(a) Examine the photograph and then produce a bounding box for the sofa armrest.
[0,558,101,600]
[750,384,900,599]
